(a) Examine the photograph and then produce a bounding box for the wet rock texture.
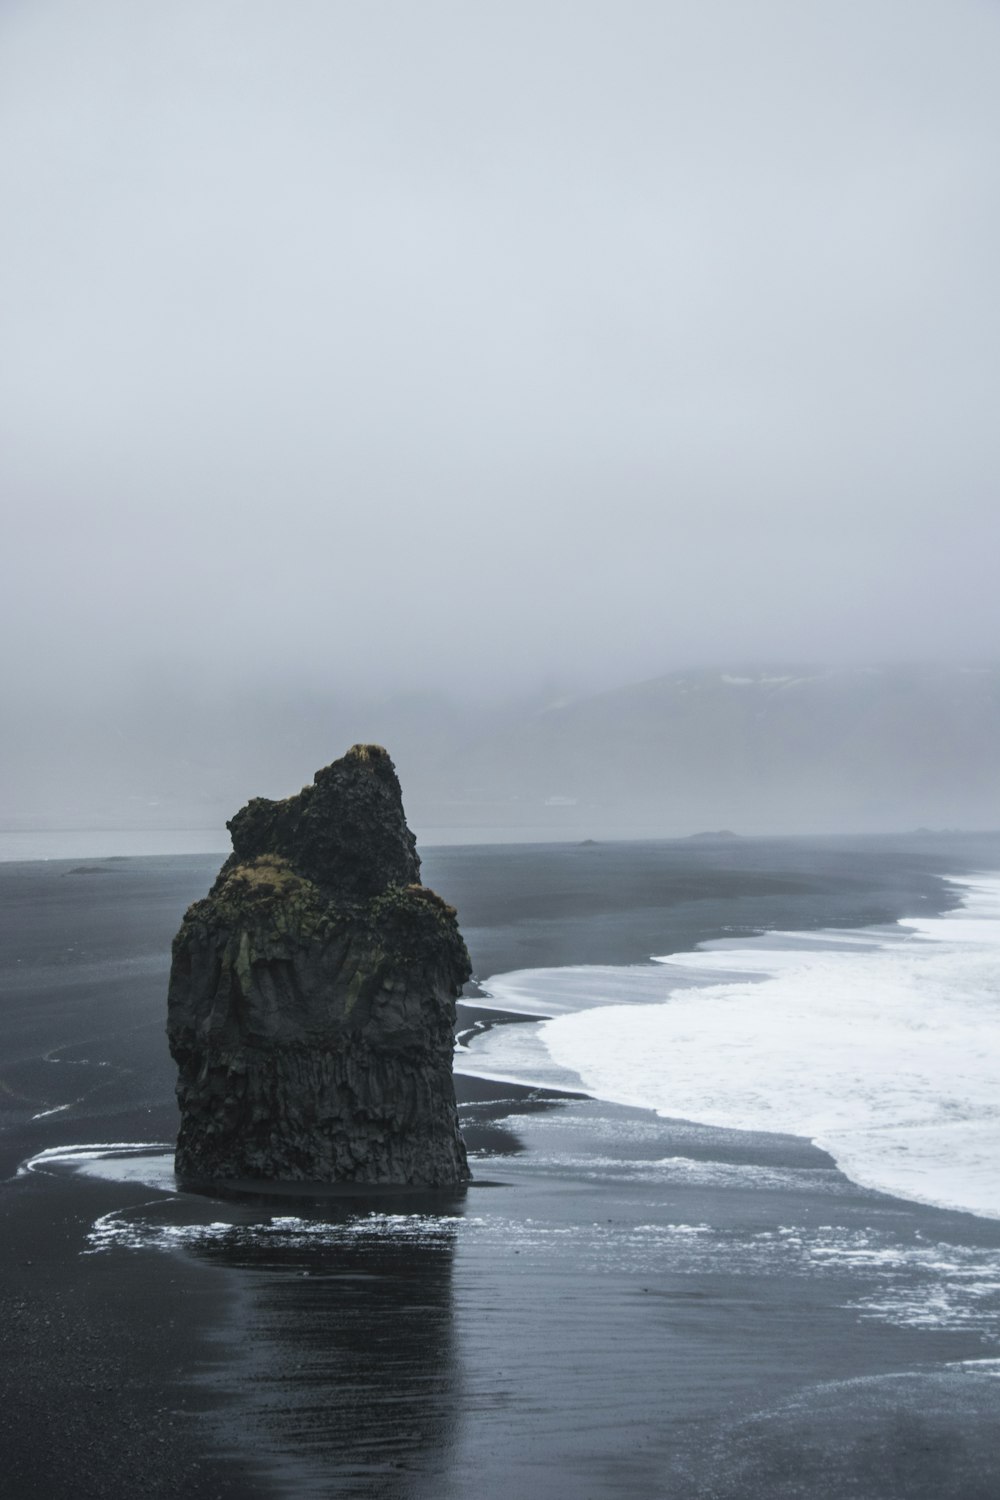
[167,745,471,1186]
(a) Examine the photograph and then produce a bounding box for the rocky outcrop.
[166,745,471,1186]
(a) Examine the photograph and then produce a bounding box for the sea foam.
[466,875,1000,1221]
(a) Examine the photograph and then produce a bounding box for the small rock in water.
[166,744,471,1187]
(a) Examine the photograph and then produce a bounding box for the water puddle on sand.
[17,1139,1000,1345]
[19,1141,177,1191]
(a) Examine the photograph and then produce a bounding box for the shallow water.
[19,1115,1000,1500]
[29,1118,1000,1348]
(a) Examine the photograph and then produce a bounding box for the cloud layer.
[3,1,999,700]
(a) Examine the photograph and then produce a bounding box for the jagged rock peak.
[223,743,421,899]
[166,746,471,1187]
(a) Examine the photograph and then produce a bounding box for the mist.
[3,2,1000,836]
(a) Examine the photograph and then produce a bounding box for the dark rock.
[225,742,421,898]
[166,745,471,1187]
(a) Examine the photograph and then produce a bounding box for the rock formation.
[166,745,471,1186]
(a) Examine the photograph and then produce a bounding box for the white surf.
[462,875,1000,1221]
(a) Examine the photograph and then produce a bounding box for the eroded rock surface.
[166,745,471,1186]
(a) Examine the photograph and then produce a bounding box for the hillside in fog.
[414,664,1000,839]
[5,664,1000,843]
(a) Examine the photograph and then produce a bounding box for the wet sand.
[3,835,1000,1498]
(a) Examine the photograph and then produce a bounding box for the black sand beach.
[3,835,1000,1499]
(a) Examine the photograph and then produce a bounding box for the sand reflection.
[191,1191,464,1499]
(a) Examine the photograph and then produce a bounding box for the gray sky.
[3,0,999,702]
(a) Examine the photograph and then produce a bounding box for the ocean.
[0,829,231,862]
[3,833,1000,1498]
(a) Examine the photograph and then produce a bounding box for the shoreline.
[5,835,1000,1497]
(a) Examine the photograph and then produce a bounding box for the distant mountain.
[404,664,1000,839]
[4,664,999,842]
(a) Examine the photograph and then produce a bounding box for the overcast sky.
[2,0,999,703]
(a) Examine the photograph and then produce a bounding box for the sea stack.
[166,745,471,1186]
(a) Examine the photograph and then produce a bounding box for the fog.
[2,3,1000,838]
[3,0,999,698]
